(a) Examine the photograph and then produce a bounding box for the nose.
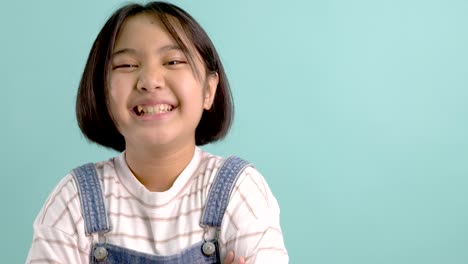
[136,65,164,92]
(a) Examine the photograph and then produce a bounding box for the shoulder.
[27,158,117,263]
[35,174,78,229]
[228,164,281,220]
[34,157,116,235]
[212,156,287,259]
[197,149,255,181]
[197,149,279,215]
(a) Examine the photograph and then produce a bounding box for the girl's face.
[107,13,218,152]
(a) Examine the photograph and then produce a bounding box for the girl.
[26,2,288,263]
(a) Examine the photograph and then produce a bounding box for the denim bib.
[72,156,250,264]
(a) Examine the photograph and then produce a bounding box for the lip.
[131,99,177,108]
[129,99,177,120]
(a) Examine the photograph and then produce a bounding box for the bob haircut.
[76,1,233,152]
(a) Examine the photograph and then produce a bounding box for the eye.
[112,64,139,70]
[165,60,187,66]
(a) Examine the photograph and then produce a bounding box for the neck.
[125,143,196,192]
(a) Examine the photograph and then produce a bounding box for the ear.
[203,72,219,110]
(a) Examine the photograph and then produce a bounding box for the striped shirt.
[26,148,289,263]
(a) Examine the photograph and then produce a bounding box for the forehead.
[114,13,173,48]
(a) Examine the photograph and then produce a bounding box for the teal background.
[2,0,468,263]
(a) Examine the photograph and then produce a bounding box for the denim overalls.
[71,156,250,264]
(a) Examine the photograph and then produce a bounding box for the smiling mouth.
[133,104,174,116]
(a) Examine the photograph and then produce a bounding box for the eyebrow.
[111,45,183,58]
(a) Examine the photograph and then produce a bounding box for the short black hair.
[76,1,233,152]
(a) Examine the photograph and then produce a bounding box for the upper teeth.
[136,104,173,115]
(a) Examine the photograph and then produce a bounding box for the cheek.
[108,77,131,104]
[177,77,205,104]
[106,79,129,121]
[106,93,121,127]
[107,88,120,113]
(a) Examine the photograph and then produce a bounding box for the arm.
[26,225,88,264]
[220,167,289,263]
[26,176,90,264]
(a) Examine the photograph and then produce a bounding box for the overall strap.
[201,156,251,228]
[71,163,110,236]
